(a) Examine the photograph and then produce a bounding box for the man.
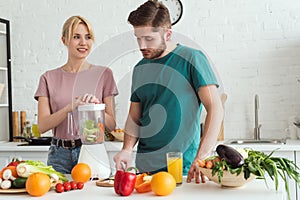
[114,0,224,183]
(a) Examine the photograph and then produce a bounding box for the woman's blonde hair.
[62,15,95,43]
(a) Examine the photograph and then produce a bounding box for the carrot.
[205,160,213,169]
[1,165,19,178]
[197,159,206,168]
[98,123,105,132]
[212,156,221,164]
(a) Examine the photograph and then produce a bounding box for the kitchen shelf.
[0,18,12,142]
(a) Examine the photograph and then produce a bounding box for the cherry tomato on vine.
[77,182,84,190]
[55,183,65,193]
[63,182,71,191]
[70,181,77,190]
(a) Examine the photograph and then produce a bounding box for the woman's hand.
[81,93,100,104]
[65,93,100,113]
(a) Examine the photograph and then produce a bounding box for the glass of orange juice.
[166,152,183,186]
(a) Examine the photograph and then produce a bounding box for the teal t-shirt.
[130,44,218,175]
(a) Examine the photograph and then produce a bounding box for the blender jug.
[78,104,105,144]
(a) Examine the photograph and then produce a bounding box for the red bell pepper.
[114,167,138,196]
[7,158,23,167]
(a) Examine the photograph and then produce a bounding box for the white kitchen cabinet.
[0,152,13,168]
[106,144,136,175]
[14,151,48,164]
[0,151,48,169]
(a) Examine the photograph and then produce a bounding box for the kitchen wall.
[0,0,300,140]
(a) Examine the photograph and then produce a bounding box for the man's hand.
[186,160,206,184]
[113,149,133,171]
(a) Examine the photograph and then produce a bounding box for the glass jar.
[78,104,105,144]
[32,114,40,138]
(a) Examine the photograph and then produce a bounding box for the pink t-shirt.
[34,65,118,139]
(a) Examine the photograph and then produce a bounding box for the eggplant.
[216,144,244,168]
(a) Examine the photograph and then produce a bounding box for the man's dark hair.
[128,0,171,29]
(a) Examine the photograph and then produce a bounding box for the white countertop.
[1,139,300,152]
[0,141,124,152]
[0,177,285,200]
[0,141,292,200]
[226,139,300,151]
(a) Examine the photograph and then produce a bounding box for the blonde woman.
[34,16,118,173]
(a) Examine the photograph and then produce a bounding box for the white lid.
[78,104,105,111]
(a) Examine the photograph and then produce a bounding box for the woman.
[34,16,118,174]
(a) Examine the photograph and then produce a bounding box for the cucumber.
[13,177,27,188]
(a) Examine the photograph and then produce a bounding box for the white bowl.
[198,167,256,187]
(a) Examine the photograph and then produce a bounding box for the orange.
[26,172,51,197]
[150,171,176,196]
[71,163,91,183]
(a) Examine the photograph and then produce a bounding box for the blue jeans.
[47,144,81,174]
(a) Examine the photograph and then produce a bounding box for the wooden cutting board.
[95,179,114,187]
[0,188,27,193]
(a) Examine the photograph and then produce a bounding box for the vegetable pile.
[0,158,68,191]
[0,158,26,189]
[198,144,300,200]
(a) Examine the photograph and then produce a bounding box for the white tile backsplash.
[0,0,300,140]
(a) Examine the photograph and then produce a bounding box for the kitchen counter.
[0,141,297,200]
[0,142,49,152]
[1,139,300,152]
[226,139,300,151]
[0,141,124,152]
[0,177,285,200]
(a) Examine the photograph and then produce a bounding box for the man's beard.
[141,40,167,59]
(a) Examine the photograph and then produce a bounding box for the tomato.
[55,183,65,193]
[70,181,77,190]
[63,182,71,191]
[76,182,84,190]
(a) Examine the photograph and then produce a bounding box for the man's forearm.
[122,132,138,152]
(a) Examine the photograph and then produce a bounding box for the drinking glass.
[166,152,183,186]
